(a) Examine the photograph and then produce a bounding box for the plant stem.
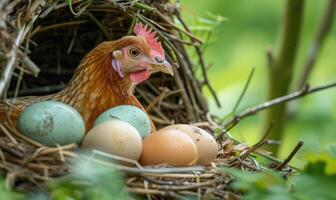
[263,0,305,154]
[297,0,336,88]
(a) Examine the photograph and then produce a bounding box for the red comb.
[133,23,164,58]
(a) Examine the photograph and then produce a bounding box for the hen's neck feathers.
[56,43,135,128]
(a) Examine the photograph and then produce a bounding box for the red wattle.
[130,70,150,84]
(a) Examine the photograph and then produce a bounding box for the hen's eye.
[129,47,141,58]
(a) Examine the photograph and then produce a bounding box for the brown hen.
[0,23,173,132]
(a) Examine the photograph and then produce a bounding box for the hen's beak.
[149,60,174,76]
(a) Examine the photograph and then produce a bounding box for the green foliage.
[213,127,223,139]
[179,12,225,76]
[28,158,129,200]
[188,12,226,52]
[291,161,336,200]
[326,144,336,158]
[303,144,336,174]
[66,0,77,15]
[50,160,128,200]
[0,177,23,200]
[219,67,256,125]
[223,168,293,200]
[224,155,336,200]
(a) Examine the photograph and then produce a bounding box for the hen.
[0,23,173,132]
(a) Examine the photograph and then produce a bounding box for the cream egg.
[81,120,142,160]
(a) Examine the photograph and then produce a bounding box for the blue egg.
[18,101,85,146]
[94,105,151,138]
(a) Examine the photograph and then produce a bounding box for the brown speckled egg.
[161,124,218,165]
[140,129,198,167]
[81,120,142,160]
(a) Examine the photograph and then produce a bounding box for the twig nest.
[140,129,198,166]
[82,120,143,160]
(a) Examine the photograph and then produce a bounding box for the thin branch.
[81,154,204,175]
[223,82,336,130]
[146,88,168,112]
[127,11,138,35]
[0,25,27,97]
[297,0,336,88]
[257,122,274,145]
[92,150,143,169]
[238,123,274,160]
[7,85,64,97]
[155,10,203,44]
[175,13,221,107]
[275,141,304,170]
[238,141,270,161]
[232,67,255,114]
[34,20,88,34]
[18,51,40,77]
[86,12,112,40]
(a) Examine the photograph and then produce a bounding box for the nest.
[1,0,219,124]
[0,120,295,199]
[0,0,297,199]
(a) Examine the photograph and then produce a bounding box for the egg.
[17,101,85,146]
[140,129,198,166]
[94,105,150,138]
[82,120,142,160]
[161,124,218,165]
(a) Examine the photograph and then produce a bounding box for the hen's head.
[90,23,173,85]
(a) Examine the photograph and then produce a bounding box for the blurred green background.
[181,0,336,168]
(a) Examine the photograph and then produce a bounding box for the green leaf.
[291,161,336,200]
[303,147,336,174]
[326,144,336,158]
[304,161,326,175]
[66,0,77,15]
[0,177,23,200]
[222,168,294,200]
[213,127,223,139]
[28,156,129,200]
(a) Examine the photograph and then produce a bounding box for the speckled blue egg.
[94,105,151,138]
[17,101,85,146]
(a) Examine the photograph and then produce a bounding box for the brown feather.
[0,36,156,132]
